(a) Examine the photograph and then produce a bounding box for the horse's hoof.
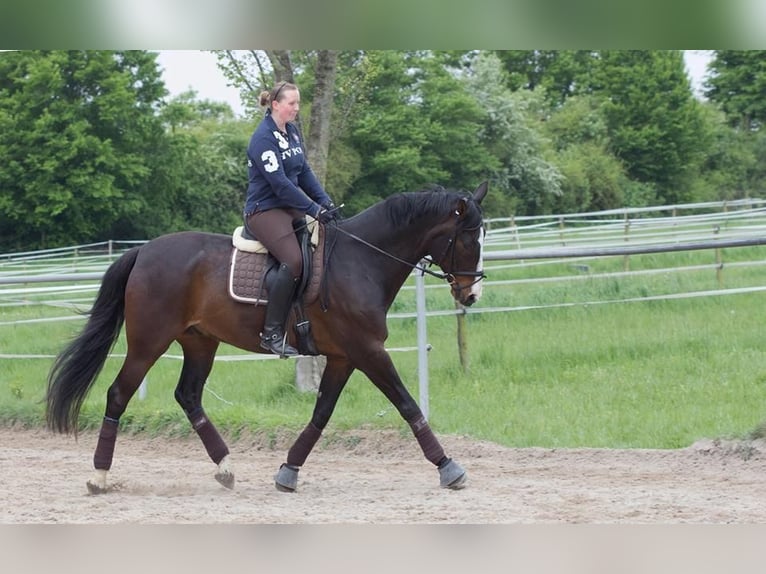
[86,469,108,495]
[274,463,299,492]
[215,456,235,489]
[438,459,467,490]
[215,470,235,489]
[86,480,108,495]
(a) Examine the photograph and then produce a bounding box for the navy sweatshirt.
[244,112,331,218]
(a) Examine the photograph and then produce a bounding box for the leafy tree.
[543,94,609,150]
[552,143,634,212]
[121,93,247,239]
[494,50,596,106]
[693,104,746,201]
[590,50,708,205]
[705,50,766,131]
[338,51,493,212]
[700,51,766,202]
[463,52,562,216]
[542,95,638,211]
[342,51,434,210]
[0,50,167,249]
[417,53,499,191]
[162,89,237,132]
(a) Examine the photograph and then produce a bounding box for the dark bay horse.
[46,182,488,494]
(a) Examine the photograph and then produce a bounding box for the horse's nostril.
[464,294,477,307]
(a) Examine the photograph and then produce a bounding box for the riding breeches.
[246,208,304,279]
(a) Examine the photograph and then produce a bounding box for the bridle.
[330,218,486,291]
[428,220,486,292]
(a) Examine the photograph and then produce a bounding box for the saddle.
[228,219,325,355]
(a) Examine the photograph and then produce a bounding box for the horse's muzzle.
[451,283,480,307]
[449,272,484,307]
[462,293,478,307]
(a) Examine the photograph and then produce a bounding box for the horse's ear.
[473,181,488,204]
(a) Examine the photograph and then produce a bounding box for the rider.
[244,81,338,357]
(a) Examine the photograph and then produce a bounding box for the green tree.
[463,52,562,216]
[691,102,765,201]
[340,51,495,212]
[122,92,247,239]
[705,50,766,132]
[0,50,167,249]
[413,53,499,193]
[495,50,596,106]
[343,51,435,210]
[542,95,641,212]
[701,51,766,200]
[591,50,708,205]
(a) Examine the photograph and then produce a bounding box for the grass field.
[1,245,766,449]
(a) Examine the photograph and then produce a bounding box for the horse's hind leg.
[88,352,162,494]
[275,356,355,492]
[173,334,234,489]
[88,302,183,494]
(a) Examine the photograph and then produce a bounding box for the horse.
[46,182,488,494]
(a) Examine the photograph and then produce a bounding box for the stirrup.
[260,331,299,358]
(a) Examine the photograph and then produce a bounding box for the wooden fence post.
[623,210,631,272]
[455,301,469,373]
[559,217,566,246]
[714,224,723,288]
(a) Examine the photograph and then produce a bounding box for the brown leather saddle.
[228,220,325,355]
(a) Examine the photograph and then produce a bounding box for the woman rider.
[244,81,338,356]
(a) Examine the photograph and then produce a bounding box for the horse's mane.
[381,185,483,229]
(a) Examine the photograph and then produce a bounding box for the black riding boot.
[260,263,300,357]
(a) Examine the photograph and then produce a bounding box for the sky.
[684,50,714,95]
[155,50,246,116]
[155,50,715,118]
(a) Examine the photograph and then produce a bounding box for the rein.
[330,221,486,289]
[288,199,486,294]
[333,225,449,280]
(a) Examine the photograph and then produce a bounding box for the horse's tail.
[46,246,141,434]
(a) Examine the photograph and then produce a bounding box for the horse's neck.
[345,216,434,263]
[340,215,439,304]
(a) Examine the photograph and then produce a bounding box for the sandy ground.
[2,426,766,524]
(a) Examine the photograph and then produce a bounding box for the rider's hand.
[316,208,338,224]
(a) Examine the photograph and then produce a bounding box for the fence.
[403,199,766,417]
[395,197,766,306]
[3,199,766,419]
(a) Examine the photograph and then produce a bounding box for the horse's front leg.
[275,357,354,492]
[358,345,467,490]
[174,336,234,489]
